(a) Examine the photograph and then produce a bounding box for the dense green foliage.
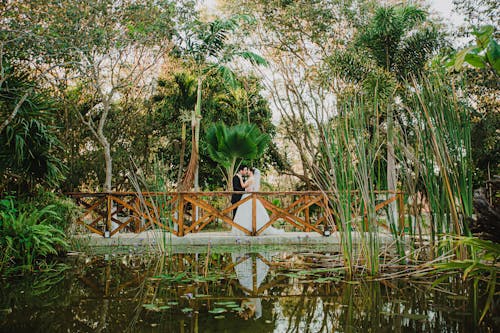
[0,1,497,308]
[0,62,65,193]
[206,122,270,189]
[447,24,499,185]
[0,197,70,274]
[151,70,277,189]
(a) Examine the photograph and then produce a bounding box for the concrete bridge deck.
[76,231,396,248]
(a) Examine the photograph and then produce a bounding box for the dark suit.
[231,174,245,218]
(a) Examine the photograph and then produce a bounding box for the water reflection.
[0,252,496,333]
[232,252,274,320]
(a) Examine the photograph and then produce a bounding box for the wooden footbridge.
[68,191,405,238]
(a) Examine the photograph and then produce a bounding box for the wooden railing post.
[192,193,198,232]
[252,194,256,235]
[134,196,140,233]
[178,193,185,237]
[305,195,311,232]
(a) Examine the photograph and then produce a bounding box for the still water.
[0,249,496,332]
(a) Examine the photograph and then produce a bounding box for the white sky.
[425,0,465,29]
[204,0,465,27]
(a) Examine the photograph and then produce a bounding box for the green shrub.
[18,189,80,231]
[0,198,69,274]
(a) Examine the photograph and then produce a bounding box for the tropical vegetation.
[0,0,498,325]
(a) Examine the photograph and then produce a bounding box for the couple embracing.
[230,165,283,235]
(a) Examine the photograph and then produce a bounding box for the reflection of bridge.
[68,191,405,238]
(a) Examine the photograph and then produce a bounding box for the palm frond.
[236,51,268,66]
[395,27,442,78]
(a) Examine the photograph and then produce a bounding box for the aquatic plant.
[314,94,383,276]
[128,157,176,254]
[431,237,499,323]
[401,73,473,257]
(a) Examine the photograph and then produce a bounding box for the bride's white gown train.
[231,170,283,235]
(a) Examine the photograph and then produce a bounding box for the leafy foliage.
[326,3,443,98]
[206,122,270,189]
[0,198,69,274]
[446,25,499,185]
[448,25,500,74]
[177,13,268,189]
[151,69,277,189]
[432,237,499,323]
[0,62,65,192]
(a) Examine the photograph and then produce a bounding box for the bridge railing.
[67,191,405,237]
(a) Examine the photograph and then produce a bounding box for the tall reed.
[127,157,176,255]
[401,74,472,257]
[313,72,473,274]
[315,94,382,276]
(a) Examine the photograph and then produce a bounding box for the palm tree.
[0,66,65,191]
[206,122,270,190]
[326,4,442,222]
[179,15,267,191]
[159,72,198,183]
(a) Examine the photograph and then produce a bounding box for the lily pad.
[215,301,238,307]
[142,304,158,311]
[209,308,227,314]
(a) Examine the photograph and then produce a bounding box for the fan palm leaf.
[206,122,270,189]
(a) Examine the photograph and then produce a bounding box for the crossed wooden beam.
[68,191,404,237]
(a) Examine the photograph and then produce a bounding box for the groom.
[231,165,248,218]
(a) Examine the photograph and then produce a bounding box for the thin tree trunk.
[102,136,112,192]
[177,123,186,184]
[181,113,197,191]
[193,76,202,191]
[0,91,30,134]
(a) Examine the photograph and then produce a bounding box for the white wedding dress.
[232,169,283,235]
[231,252,271,319]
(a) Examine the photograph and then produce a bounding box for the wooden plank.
[259,196,322,234]
[374,195,398,211]
[252,194,256,235]
[106,195,112,235]
[68,190,405,237]
[183,195,251,235]
[178,195,185,237]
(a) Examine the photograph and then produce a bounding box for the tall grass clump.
[315,95,382,276]
[401,74,472,257]
[127,157,176,254]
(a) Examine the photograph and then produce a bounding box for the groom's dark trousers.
[231,174,244,218]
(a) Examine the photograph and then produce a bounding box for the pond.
[0,247,496,332]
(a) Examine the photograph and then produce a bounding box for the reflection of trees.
[0,254,495,332]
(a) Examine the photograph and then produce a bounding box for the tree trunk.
[0,91,30,134]
[182,77,203,191]
[227,158,236,191]
[177,123,186,184]
[180,116,196,191]
[102,136,112,192]
[193,76,202,191]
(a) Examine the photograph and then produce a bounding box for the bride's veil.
[253,168,261,191]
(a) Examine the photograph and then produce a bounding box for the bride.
[232,168,283,235]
